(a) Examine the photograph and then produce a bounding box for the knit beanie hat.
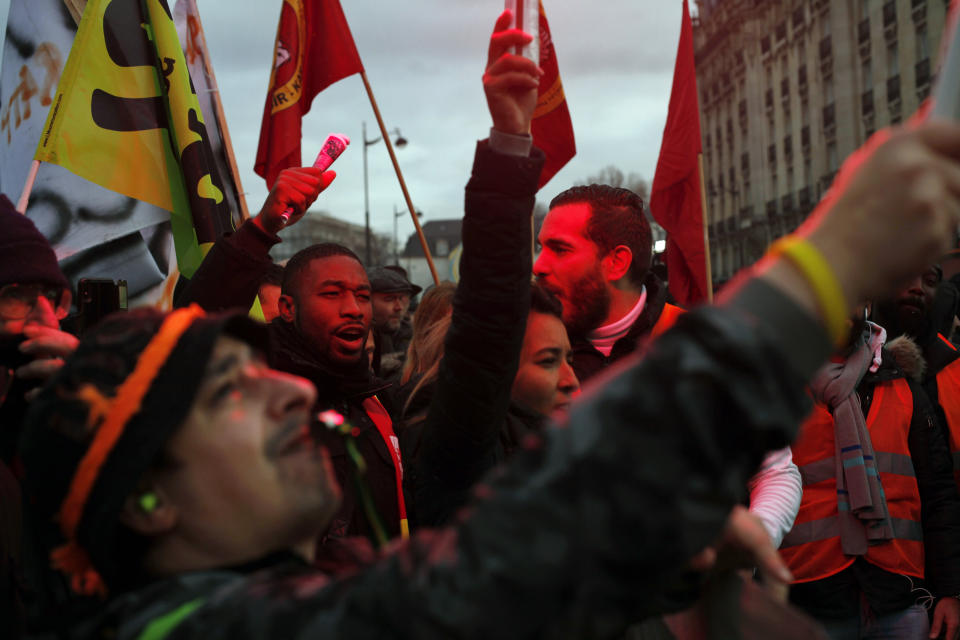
[0,194,69,290]
[18,305,267,595]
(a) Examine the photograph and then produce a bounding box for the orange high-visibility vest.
[650,303,685,339]
[934,338,960,488]
[781,378,924,583]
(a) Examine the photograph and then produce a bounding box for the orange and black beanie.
[18,306,267,595]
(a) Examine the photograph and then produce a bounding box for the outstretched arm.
[404,11,544,526]
[175,168,335,312]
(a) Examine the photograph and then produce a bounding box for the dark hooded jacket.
[268,318,402,541]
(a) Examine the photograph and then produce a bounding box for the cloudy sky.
[0,0,687,244]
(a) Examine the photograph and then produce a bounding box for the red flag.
[255,0,363,188]
[530,1,575,189]
[649,0,708,306]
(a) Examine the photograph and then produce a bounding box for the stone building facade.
[269,211,392,266]
[694,0,946,285]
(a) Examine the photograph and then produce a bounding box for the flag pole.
[697,153,714,302]
[186,3,251,220]
[16,160,41,214]
[62,0,86,24]
[359,70,440,286]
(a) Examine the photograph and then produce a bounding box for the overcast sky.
[0,0,686,244]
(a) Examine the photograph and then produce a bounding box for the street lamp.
[363,121,407,266]
[394,204,423,264]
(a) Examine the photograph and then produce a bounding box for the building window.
[862,57,873,89]
[827,142,839,173]
[916,24,929,61]
[887,41,899,77]
[436,239,449,256]
[860,0,870,21]
[883,0,897,28]
[793,5,805,29]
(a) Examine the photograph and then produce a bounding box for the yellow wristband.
[767,235,849,348]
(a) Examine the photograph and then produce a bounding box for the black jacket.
[269,319,402,542]
[400,140,544,529]
[69,278,832,640]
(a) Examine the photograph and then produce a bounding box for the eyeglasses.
[0,283,70,321]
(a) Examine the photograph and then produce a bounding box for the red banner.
[254,0,363,188]
[649,0,707,306]
[531,1,575,189]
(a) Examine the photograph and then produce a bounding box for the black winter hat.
[367,266,422,296]
[18,305,266,595]
[0,194,69,290]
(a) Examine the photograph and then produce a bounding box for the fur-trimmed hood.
[885,335,927,382]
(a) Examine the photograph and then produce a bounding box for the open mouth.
[898,299,925,314]
[334,325,366,347]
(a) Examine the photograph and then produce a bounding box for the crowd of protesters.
[4,9,960,640]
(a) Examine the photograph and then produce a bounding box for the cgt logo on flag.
[255,0,363,189]
[269,0,305,115]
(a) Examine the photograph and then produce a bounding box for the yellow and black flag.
[34,0,234,278]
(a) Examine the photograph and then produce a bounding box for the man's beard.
[874,298,932,342]
[563,268,611,337]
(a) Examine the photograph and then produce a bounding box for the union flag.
[254,0,363,188]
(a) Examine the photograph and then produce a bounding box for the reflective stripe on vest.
[781,378,924,583]
[798,451,916,486]
[782,516,923,547]
[936,353,960,490]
